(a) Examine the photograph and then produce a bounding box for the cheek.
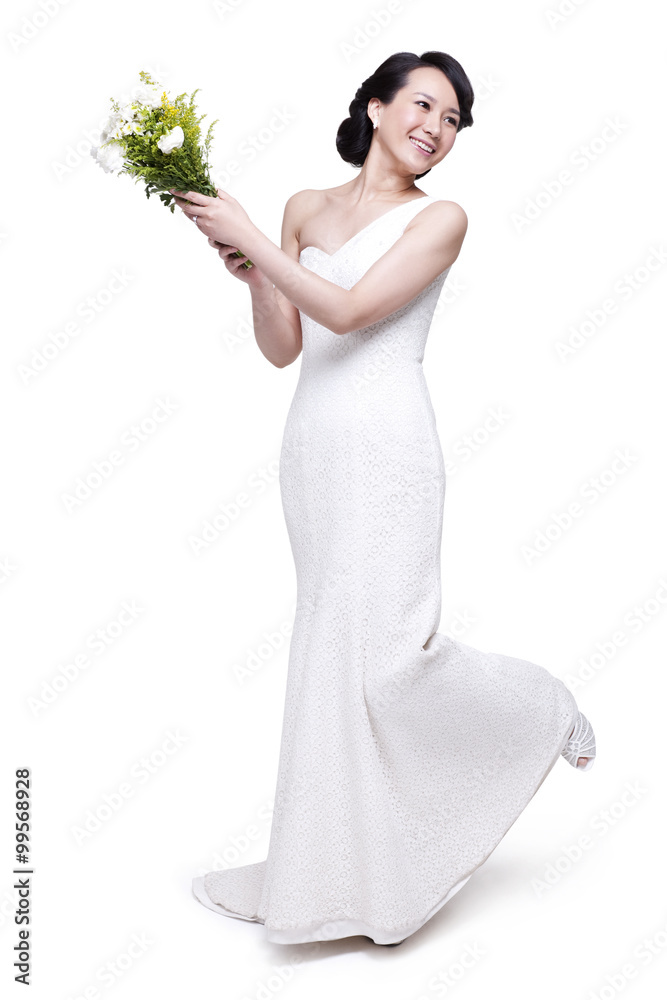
[395,109,419,133]
[439,131,456,151]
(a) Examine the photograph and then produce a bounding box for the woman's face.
[369,66,461,174]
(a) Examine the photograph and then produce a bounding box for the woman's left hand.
[170,188,252,247]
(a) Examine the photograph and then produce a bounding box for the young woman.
[172,50,596,948]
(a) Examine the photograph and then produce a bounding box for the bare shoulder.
[281,189,325,254]
[282,188,326,227]
[405,199,468,263]
[283,187,321,214]
[410,197,468,233]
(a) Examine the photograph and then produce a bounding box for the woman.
[172,50,596,947]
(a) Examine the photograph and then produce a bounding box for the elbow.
[331,308,358,336]
[272,346,302,368]
[334,316,365,336]
[329,290,360,336]
[327,313,346,336]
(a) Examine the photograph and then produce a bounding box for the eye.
[416,101,459,126]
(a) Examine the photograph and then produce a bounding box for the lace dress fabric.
[192,196,580,945]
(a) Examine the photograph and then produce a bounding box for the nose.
[423,116,440,141]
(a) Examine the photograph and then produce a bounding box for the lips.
[409,136,435,155]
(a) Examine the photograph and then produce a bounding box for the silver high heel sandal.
[561,711,596,771]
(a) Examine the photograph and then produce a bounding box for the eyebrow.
[413,92,460,117]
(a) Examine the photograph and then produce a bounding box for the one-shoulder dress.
[192,195,582,945]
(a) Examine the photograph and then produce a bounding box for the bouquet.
[91,70,252,269]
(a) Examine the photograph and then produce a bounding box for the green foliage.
[111,71,219,213]
[100,71,253,268]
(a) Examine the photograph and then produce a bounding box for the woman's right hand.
[208,238,271,291]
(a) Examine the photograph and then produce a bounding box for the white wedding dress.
[192,195,581,945]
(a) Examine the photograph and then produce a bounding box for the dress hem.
[191,697,579,946]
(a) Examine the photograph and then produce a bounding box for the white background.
[1,0,665,997]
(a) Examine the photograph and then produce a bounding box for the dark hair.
[336,51,474,180]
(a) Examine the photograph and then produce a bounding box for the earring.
[373,120,378,129]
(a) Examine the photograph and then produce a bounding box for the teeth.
[410,137,433,153]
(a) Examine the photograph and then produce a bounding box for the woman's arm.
[236,200,466,335]
[247,194,304,368]
[239,202,468,334]
[340,201,467,334]
[172,189,467,338]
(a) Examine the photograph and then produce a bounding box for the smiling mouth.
[409,136,435,155]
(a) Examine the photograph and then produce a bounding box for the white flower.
[99,110,123,145]
[90,140,125,175]
[157,125,184,154]
[118,118,141,138]
[99,103,145,144]
[133,82,163,109]
[118,102,138,123]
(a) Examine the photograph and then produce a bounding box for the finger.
[215,244,240,257]
[221,248,246,265]
[170,189,193,201]
[183,206,207,222]
[170,189,209,206]
[171,196,198,214]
